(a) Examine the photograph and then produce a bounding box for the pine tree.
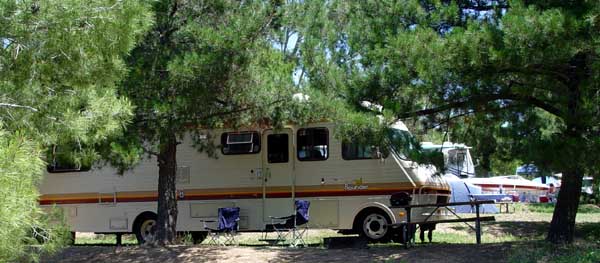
[0,0,151,260]
[297,0,599,243]
[119,0,300,244]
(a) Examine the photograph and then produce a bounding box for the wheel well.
[352,207,392,233]
[132,211,157,231]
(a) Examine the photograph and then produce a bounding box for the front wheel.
[133,213,157,244]
[359,210,392,242]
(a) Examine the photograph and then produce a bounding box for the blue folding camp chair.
[263,200,310,247]
[201,207,240,246]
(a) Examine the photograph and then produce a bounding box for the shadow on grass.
[448,220,600,241]
[575,222,600,241]
[46,221,600,263]
[45,242,520,263]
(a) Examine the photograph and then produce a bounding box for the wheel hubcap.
[363,213,388,239]
[140,219,156,242]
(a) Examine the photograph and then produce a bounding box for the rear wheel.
[357,209,392,242]
[133,213,157,244]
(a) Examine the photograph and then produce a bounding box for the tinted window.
[342,141,388,160]
[297,128,328,161]
[221,131,260,155]
[267,134,289,163]
[47,145,92,173]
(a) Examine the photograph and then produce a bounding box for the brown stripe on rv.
[38,183,450,205]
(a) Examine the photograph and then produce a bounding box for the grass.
[75,234,138,245]
[431,231,520,244]
[70,204,600,262]
[508,241,600,263]
[504,204,600,263]
[513,203,600,214]
[221,229,346,246]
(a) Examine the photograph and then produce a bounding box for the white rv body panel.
[39,122,450,234]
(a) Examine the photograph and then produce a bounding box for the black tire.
[133,212,157,244]
[191,231,208,244]
[355,208,393,243]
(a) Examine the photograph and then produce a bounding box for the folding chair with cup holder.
[200,207,240,246]
[263,200,310,247]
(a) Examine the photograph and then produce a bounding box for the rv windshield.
[446,149,474,178]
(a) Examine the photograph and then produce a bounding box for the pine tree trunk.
[547,168,583,243]
[547,69,584,243]
[155,133,178,245]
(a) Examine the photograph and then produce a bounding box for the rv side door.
[261,129,294,221]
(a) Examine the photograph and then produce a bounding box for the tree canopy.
[300,0,599,243]
[0,0,152,260]
[119,0,313,244]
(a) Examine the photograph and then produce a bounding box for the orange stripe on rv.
[39,183,450,205]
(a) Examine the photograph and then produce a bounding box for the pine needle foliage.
[0,0,153,260]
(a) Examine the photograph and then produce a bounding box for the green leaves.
[1,0,152,144]
[0,130,71,262]
[0,0,153,259]
[121,0,299,147]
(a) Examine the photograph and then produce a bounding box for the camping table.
[389,200,496,248]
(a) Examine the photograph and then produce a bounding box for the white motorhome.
[421,142,476,179]
[39,121,450,243]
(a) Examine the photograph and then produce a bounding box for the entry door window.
[267,134,289,163]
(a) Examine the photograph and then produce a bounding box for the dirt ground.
[43,208,599,262]
[43,242,513,263]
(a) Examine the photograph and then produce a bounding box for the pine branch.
[422,103,526,130]
[396,93,562,119]
[0,103,38,112]
[141,145,159,157]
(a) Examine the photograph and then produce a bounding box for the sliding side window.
[221,131,260,155]
[297,128,328,161]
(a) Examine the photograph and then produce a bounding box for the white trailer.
[39,121,450,243]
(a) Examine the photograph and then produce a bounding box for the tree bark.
[547,167,583,243]
[155,132,178,245]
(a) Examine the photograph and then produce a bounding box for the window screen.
[221,131,260,155]
[297,128,328,161]
[267,134,289,163]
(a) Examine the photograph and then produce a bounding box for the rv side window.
[342,142,387,160]
[221,131,260,155]
[47,145,92,173]
[267,134,289,163]
[297,128,328,161]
